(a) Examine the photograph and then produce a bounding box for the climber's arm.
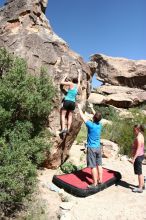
[60,74,73,87]
[88,103,96,114]
[78,104,88,123]
[77,69,82,89]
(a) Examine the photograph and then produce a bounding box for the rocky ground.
[37,143,146,220]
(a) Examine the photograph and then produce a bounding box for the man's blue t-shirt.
[85,120,102,148]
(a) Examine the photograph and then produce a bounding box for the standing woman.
[131,124,145,193]
[60,70,81,135]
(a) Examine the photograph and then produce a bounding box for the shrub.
[60,162,78,174]
[0,140,36,203]
[0,48,55,214]
[76,123,87,144]
[102,108,146,156]
[93,104,119,120]
[78,104,146,156]
[0,48,13,77]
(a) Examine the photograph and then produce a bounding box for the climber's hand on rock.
[88,103,93,108]
[77,103,81,109]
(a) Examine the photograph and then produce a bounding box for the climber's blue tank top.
[64,85,78,102]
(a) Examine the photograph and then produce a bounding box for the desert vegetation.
[77,104,146,156]
[0,48,55,217]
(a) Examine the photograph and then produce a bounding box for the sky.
[0,0,146,87]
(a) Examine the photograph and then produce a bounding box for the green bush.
[101,124,113,140]
[93,104,119,120]
[0,48,13,77]
[76,123,87,144]
[78,104,146,156]
[60,162,79,174]
[102,108,146,156]
[0,48,55,214]
[0,140,36,203]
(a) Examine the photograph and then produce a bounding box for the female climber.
[131,124,145,193]
[60,69,81,135]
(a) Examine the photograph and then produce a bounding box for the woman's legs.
[67,111,73,131]
[61,109,67,131]
[133,157,144,192]
[138,174,144,189]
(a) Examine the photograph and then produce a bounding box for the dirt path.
[70,158,146,220]
[38,157,146,220]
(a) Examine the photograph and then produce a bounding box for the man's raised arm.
[78,104,88,123]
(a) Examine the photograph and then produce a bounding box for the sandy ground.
[38,146,146,220]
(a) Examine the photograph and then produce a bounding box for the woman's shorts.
[87,147,102,168]
[62,100,75,111]
[134,155,144,175]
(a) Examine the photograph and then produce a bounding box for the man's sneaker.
[87,184,98,189]
[132,187,143,193]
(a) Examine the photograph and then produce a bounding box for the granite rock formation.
[0,0,92,168]
[88,54,146,108]
[88,85,146,108]
[89,54,146,89]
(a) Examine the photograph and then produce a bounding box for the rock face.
[88,85,146,108]
[101,139,119,159]
[89,54,146,89]
[88,54,146,108]
[0,0,92,168]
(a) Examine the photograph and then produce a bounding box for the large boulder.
[0,0,92,168]
[89,85,146,108]
[88,54,146,108]
[89,54,146,89]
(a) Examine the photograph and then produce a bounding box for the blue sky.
[0,0,146,87]
[47,0,146,87]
